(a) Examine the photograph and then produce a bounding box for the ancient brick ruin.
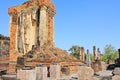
[79,47,85,62]
[91,46,105,73]
[1,0,120,80]
[0,34,9,70]
[8,0,80,75]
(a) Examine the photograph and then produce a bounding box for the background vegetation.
[68,44,119,62]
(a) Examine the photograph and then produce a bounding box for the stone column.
[39,6,47,46]
[8,14,18,74]
[35,65,47,80]
[81,47,85,62]
[79,47,82,61]
[86,49,91,67]
[17,69,36,80]
[50,63,60,79]
[9,15,18,60]
[118,49,120,59]
[0,40,3,55]
[97,48,101,60]
[93,46,96,61]
[46,7,55,47]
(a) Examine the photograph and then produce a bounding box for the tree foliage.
[90,54,94,61]
[68,45,80,59]
[68,44,119,62]
[101,44,118,62]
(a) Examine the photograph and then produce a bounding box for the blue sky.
[0,0,120,53]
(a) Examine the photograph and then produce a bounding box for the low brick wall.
[0,57,9,71]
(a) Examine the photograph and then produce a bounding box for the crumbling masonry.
[0,34,9,70]
[8,0,80,75]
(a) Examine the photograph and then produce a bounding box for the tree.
[90,54,94,62]
[102,44,118,62]
[68,45,80,59]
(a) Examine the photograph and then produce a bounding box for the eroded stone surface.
[17,69,36,80]
[78,66,94,80]
[86,49,91,67]
[35,66,47,80]
[50,64,60,79]
[0,34,9,70]
[112,75,120,80]
[112,68,120,76]
[8,0,80,74]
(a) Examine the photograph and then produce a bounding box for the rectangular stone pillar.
[50,63,60,79]
[79,47,82,61]
[35,65,47,80]
[81,47,85,62]
[97,48,101,60]
[86,49,91,67]
[79,47,85,62]
[93,46,96,61]
[118,49,120,59]
[8,15,18,74]
[17,69,36,80]
[0,40,3,55]
[39,6,47,46]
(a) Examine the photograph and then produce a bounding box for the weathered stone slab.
[112,75,120,80]
[2,75,17,80]
[112,68,120,76]
[101,61,107,70]
[50,63,60,79]
[78,66,94,80]
[91,60,102,73]
[17,69,36,80]
[35,65,47,80]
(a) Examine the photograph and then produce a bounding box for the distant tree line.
[68,44,119,62]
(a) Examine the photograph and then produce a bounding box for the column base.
[7,61,17,74]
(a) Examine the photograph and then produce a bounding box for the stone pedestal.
[35,65,47,80]
[91,60,102,73]
[17,69,36,80]
[78,66,94,80]
[50,63,60,79]
[8,61,17,74]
